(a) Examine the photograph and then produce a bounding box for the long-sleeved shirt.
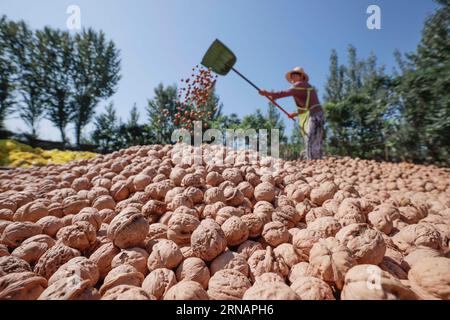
[269,81,323,114]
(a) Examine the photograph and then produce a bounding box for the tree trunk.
[59,126,67,146]
[75,123,81,147]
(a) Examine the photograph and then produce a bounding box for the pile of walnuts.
[0,144,449,300]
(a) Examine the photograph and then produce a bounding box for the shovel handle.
[231,67,295,121]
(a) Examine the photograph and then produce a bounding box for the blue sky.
[1,0,438,142]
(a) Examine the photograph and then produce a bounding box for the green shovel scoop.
[201,39,294,120]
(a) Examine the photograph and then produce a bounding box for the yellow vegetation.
[0,139,97,168]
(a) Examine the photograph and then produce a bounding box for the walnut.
[253,201,274,224]
[408,257,450,300]
[237,181,254,199]
[392,223,444,254]
[341,265,417,300]
[181,173,204,188]
[144,223,168,251]
[207,269,251,300]
[288,262,320,284]
[240,214,263,238]
[168,194,194,211]
[36,216,64,237]
[72,177,91,191]
[72,207,102,231]
[107,208,149,249]
[401,247,442,272]
[309,237,356,289]
[101,285,155,300]
[272,205,300,229]
[1,222,42,248]
[215,206,244,225]
[191,219,227,262]
[38,275,96,300]
[262,221,289,247]
[0,271,47,300]
[0,256,31,276]
[399,206,428,224]
[290,276,335,300]
[206,171,224,187]
[210,250,249,277]
[110,181,130,202]
[111,247,149,275]
[222,168,243,185]
[175,257,210,289]
[56,221,97,251]
[133,174,152,192]
[223,187,245,206]
[335,198,366,226]
[203,187,226,204]
[34,244,80,279]
[273,243,305,268]
[183,186,204,204]
[243,279,298,300]
[0,244,8,257]
[62,195,89,216]
[48,256,99,287]
[237,240,264,260]
[92,195,116,211]
[305,207,333,225]
[142,268,177,300]
[147,239,183,272]
[163,280,209,300]
[336,223,386,265]
[141,199,166,218]
[13,201,48,223]
[248,247,289,280]
[89,242,121,278]
[221,216,249,246]
[368,209,393,234]
[170,167,187,186]
[99,264,144,295]
[0,208,13,221]
[11,235,55,265]
[254,182,275,202]
[310,181,337,205]
[167,213,200,245]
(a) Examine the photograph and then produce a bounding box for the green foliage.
[91,103,120,153]
[35,27,75,144]
[146,83,178,144]
[72,28,121,146]
[392,0,450,165]
[116,105,153,149]
[3,20,46,138]
[0,16,17,130]
[92,103,153,152]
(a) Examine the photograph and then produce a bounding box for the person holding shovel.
[259,67,325,160]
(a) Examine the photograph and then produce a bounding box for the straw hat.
[285,67,309,83]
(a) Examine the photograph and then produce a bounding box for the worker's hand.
[259,90,271,98]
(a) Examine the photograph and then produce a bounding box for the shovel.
[201,39,295,121]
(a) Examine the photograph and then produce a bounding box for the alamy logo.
[367,5,381,30]
[66,5,81,30]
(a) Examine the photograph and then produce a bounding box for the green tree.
[324,49,345,103]
[393,0,450,165]
[239,103,288,153]
[324,46,394,160]
[71,28,121,146]
[91,103,119,153]
[117,104,153,148]
[5,20,46,138]
[36,27,74,144]
[0,16,16,130]
[146,83,178,144]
